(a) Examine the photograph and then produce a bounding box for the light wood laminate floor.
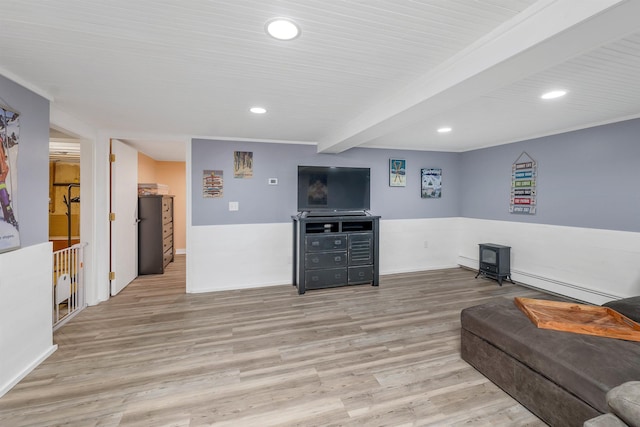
[0,256,550,426]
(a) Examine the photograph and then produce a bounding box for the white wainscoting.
[187,218,462,294]
[0,242,57,397]
[187,218,640,304]
[458,218,640,305]
[188,223,293,293]
[379,218,461,274]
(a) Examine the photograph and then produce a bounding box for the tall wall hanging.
[510,151,537,215]
[0,105,20,252]
[203,170,223,198]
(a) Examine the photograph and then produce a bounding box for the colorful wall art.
[0,106,20,252]
[203,170,223,198]
[510,152,537,215]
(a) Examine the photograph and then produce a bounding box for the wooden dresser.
[138,195,174,275]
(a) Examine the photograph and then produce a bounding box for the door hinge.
[109,271,115,281]
[110,153,116,162]
[109,212,116,221]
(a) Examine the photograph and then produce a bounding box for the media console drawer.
[305,251,348,269]
[305,268,348,288]
[348,266,373,284]
[305,234,347,252]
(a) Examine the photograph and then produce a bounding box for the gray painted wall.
[460,118,640,233]
[0,74,50,247]
[192,139,461,225]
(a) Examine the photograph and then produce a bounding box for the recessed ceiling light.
[265,18,301,41]
[541,90,567,100]
[437,127,452,133]
[250,107,267,114]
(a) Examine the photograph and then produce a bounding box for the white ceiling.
[2,0,640,161]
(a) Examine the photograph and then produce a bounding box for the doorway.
[49,137,80,250]
[49,133,86,328]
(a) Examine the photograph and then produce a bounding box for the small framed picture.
[421,168,442,198]
[233,151,253,178]
[389,159,406,187]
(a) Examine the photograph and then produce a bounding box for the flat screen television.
[297,166,370,213]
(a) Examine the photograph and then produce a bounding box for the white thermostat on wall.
[268,178,278,185]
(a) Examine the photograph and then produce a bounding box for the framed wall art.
[421,168,442,198]
[389,158,406,187]
[203,170,223,198]
[0,105,20,252]
[233,151,253,178]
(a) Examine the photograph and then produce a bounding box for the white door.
[110,139,138,296]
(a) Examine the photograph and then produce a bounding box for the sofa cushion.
[461,298,640,414]
[607,381,640,427]
[603,297,640,323]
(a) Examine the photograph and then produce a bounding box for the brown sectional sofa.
[460,296,640,426]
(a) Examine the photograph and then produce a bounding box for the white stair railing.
[53,243,87,331]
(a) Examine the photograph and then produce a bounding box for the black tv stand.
[292,213,380,294]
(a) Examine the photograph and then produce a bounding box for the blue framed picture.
[389,159,406,187]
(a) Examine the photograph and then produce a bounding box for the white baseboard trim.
[0,344,58,398]
[381,264,460,276]
[457,256,622,305]
[457,256,478,271]
[188,280,289,294]
[189,265,462,293]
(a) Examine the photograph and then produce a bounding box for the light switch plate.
[268,178,278,185]
[229,201,239,211]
